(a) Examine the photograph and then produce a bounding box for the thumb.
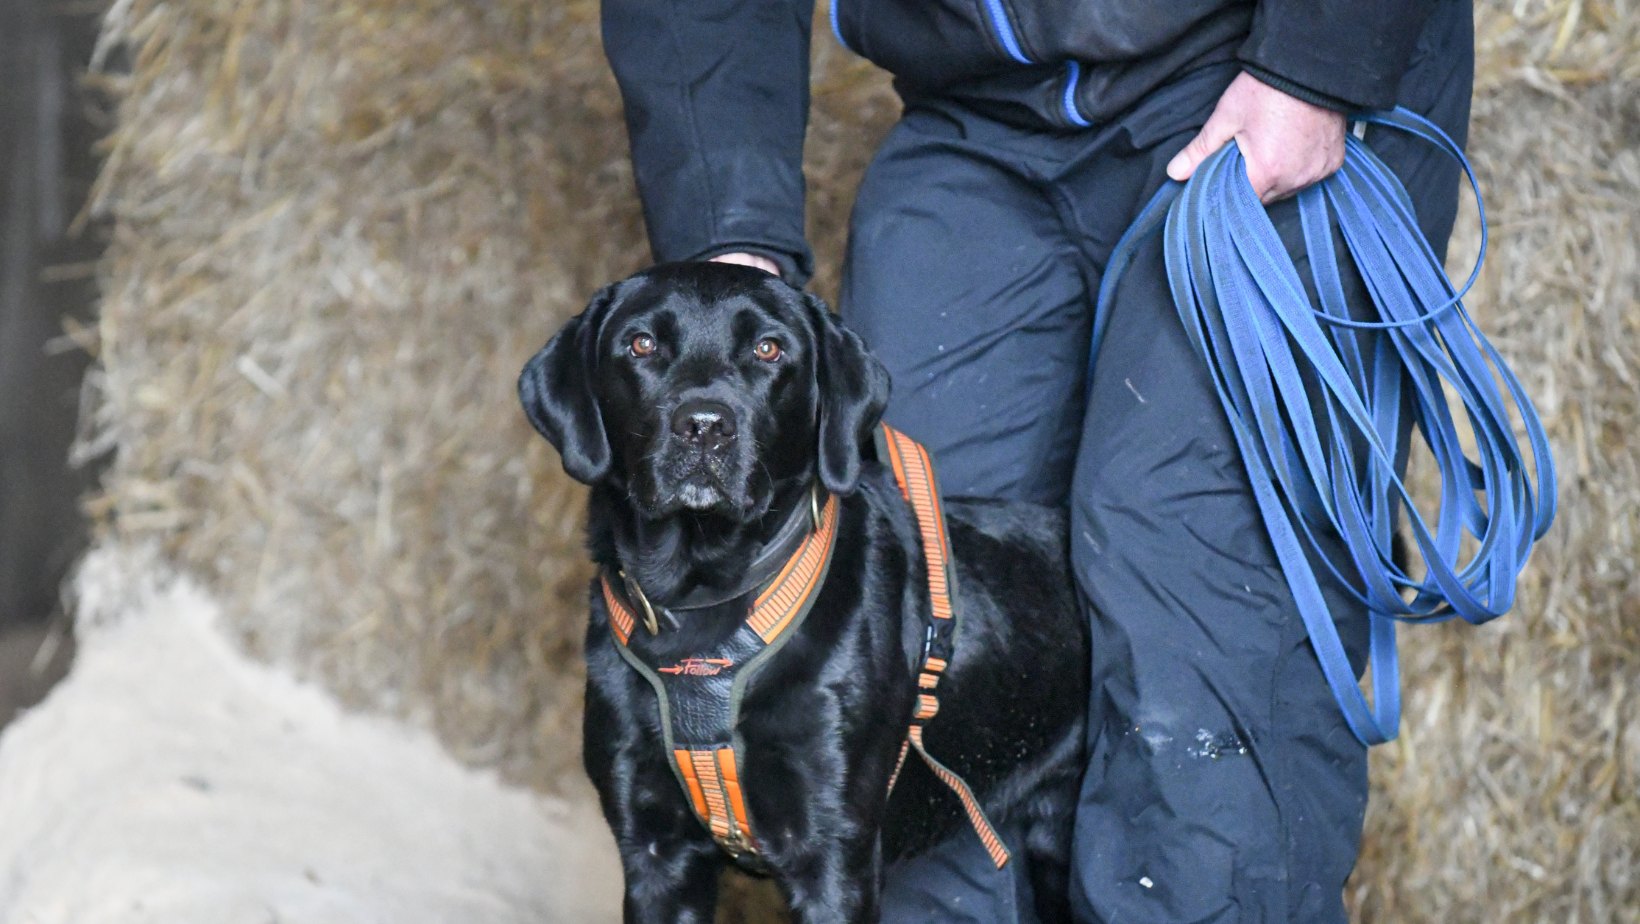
[1166,117,1236,183]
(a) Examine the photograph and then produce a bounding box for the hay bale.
[82,0,1636,918]
[1352,4,1640,918]
[83,0,895,791]
[85,0,644,789]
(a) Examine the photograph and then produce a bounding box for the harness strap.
[601,489,839,866]
[675,747,756,848]
[875,423,1010,869]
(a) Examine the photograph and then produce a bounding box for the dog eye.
[754,338,783,363]
[630,334,657,358]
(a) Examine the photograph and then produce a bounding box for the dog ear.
[805,292,890,495]
[518,284,618,484]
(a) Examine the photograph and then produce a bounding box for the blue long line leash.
[1092,107,1556,746]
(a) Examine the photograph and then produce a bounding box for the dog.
[519,262,1087,924]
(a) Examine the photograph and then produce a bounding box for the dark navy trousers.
[840,6,1474,923]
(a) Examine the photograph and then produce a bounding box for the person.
[597,1,1474,921]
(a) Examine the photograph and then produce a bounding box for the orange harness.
[599,424,1008,870]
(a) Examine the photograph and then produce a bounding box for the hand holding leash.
[1167,71,1347,204]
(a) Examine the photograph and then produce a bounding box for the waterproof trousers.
[838,5,1474,923]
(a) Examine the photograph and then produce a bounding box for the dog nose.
[670,399,737,450]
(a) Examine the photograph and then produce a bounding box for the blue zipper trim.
[1062,61,1091,127]
[980,0,1031,64]
[830,0,855,54]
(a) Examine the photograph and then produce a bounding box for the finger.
[1243,145,1294,204]
[1254,158,1300,203]
[1324,142,1346,178]
[1256,148,1343,204]
[1258,167,1317,204]
[1245,138,1321,203]
[1166,117,1236,182]
[1254,122,1347,203]
[1260,181,1297,205]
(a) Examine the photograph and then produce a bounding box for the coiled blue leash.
[1091,107,1556,746]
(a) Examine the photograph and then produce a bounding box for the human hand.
[708,252,782,277]
[1166,71,1346,204]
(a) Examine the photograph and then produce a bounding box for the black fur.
[519,263,1087,924]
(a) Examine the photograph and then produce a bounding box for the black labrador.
[519,262,1086,924]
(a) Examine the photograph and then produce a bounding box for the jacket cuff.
[1238,0,1433,112]
[1239,64,1353,113]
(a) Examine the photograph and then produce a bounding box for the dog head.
[519,263,890,521]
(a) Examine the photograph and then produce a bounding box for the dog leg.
[1024,815,1075,924]
[583,659,727,924]
[773,832,882,924]
[1020,729,1084,924]
[596,748,724,924]
[616,835,724,924]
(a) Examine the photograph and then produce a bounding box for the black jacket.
[601,0,1442,285]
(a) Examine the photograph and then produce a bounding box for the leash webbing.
[877,423,1011,868]
[1091,107,1556,746]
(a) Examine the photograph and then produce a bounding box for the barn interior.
[0,1,1636,922]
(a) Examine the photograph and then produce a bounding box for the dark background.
[0,0,111,726]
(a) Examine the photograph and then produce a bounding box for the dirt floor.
[0,547,621,923]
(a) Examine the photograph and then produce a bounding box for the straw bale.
[1351,5,1640,913]
[81,0,1637,918]
[82,0,896,791]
